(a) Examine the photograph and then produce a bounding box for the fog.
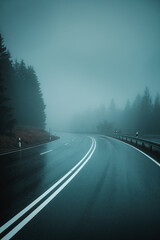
[0,0,160,131]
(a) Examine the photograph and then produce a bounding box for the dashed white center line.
[40,150,53,155]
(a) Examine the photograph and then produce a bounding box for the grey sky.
[0,0,160,129]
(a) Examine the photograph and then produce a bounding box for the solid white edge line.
[102,135,160,167]
[0,137,94,234]
[40,150,53,155]
[1,139,96,240]
[0,142,53,156]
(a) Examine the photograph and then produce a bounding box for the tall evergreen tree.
[25,66,46,128]
[13,60,29,125]
[13,61,46,128]
[0,34,14,98]
[139,87,153,133]
[0,73,15,134]
[130,94,142,133]
[0,33,46,132]
[122,100,132,133]
[152,93,160,133]
[0,34,15,134]
[108,99,117,123]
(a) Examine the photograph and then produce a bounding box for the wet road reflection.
[0,145,48,225]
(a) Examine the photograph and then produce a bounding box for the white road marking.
[64,143,69,146]
[122,141,160,167]
[103,135,160,167]
[2,139,96,240]
[40,150,53,155]
[0,142,54,156]
[0,137,96,238]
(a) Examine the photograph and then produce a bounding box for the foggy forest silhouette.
[0,33,160,137]
[0,34,46,135]
[72,87,160,135]
[96,87,160,135]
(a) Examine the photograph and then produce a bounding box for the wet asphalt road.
[0,133,160,240]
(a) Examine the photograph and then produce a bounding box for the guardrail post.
[19,137,22,148]
[114,135,160,158]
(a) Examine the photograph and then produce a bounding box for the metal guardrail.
[112,134,160,160]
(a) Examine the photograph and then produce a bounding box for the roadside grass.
[0,126,59,153]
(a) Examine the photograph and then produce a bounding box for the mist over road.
[0,133,160,240]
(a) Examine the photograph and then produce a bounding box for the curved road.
[0,133,160,240]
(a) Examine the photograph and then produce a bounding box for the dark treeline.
[71,88,160,136]
[98,87,160,135]
[0,34,46,134]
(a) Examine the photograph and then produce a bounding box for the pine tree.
[152,93,160,133]
[0,73,15,134]
[25,66,46,128]
[139,87,153,133]
[108,99,117,123]
[0,34,14,97]
[13,61,46,128]
[122,100,131,133]
[130,94,142,133]
[13,60,29,125]
[0,34,15,134]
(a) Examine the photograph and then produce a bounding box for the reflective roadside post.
[136,132,138,138]
[19,137,22,148]
[49,128,52,141]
